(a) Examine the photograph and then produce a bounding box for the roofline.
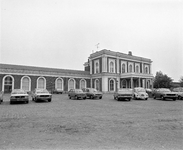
[0,63,90,75]
[89,49,152,63]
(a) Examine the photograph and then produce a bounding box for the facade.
[0,49,153,93]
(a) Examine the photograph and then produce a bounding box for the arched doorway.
[3,75,14,93]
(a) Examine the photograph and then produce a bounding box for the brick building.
[0,49,153,93]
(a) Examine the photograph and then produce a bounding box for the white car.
[32,89,52,102]
[10,89,29,104]
[133,87,148,100]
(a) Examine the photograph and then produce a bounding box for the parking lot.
[0,94,183,150]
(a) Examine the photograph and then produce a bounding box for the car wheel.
[99,96,102,99]
[69,96,71,99]
[83,97,86,100]
[26,101,29,104]
[145,98,148,100]
[161,96,165,100]
[178,96,181,100]
[154,96,156,99]
[117,97,120,101]
[10,101,13,104]
[48,99,51,102]
[173,98,176,101]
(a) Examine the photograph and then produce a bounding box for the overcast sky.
[0,0,183,81]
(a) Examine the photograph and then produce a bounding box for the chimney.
[128,51,132,56]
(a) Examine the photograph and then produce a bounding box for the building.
[0,49,153,93]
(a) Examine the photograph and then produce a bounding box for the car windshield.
[159,89,171,92]
[90,89,98,92]
[173,88,183,92]
[36,89,49,93]
[12,90,26,94]
[75,89,83,93]
[135,88,146,92]
[118,89,132,92]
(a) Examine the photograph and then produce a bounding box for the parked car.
[153,88,177,100]
[10,89,29,104]
[82,88,103,99]
[114,88,133,101]
[32,89,52,102]
[133,87,148,100]
[52,89,63,94]
[68,89,86,100]
[172,87,183,100]
[0,91,4,104]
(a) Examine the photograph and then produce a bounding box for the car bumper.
[118,96,132,99]
[10,98,29,102]
[164,96,177,99]
[136,96,148,100]
[36,97,51,101]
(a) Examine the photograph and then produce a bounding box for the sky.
[0,0,183,82]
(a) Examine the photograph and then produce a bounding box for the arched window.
[122,63,125,73]
[136,66,139,73]
[121,79,127,88]
[109,79,115,91]
[95,79,100,91]
[37,77,46,89]
[21,76,31,91]
[80,79,86,89]
[96,62,99,73]
[129,64,132,73]
[3,75,14,93]
[109,61,114,73]
[145,67,149,74]
[68,78,75,90]
[56,78,63,90]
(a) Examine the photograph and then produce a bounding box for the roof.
[89,49,152,63]
[0,63,90,75]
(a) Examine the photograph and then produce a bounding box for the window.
[3,75,14,93]
[37,77,46,89]
[145,67,148,74]
[56,78,63,90]
[109,61,114,73]
[21,76,31,91]
[68,78,75,90]
[96,62,99,73]
[136,65,139,73]
[121,79,127,88]
[95,79,100,91]
[129,64,132,73]
[109,79,115,91]
[80,79,86,89]
[122,63,125,73]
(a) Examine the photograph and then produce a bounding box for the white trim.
[94,59,100,74]
[135,63,140,73]
[2,75,14,92]
[55,77,64,90]
[128,62,134,73]
[108,58,115,73]
[80,79,87,89]
[68,78,76,91]
[21,76,31,91]
[94,79,100,91]
[121,61,127,73]
[37,76,46,89]
[109,78,115,91]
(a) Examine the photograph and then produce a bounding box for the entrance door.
[4,76,13,93]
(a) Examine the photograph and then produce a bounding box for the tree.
[179,76,183,87]
[153,71,173,88]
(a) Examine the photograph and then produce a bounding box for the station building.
[0,49,154,93]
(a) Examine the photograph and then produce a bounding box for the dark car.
[68,89,86,100]
[153,88,177,100]
[82,88,103,99]
[32,89,52,102]
[0,91,4,104]
[52,89,63,94]
[10,89,29,104]
[172,87,183,100]
[114,88,133,101]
